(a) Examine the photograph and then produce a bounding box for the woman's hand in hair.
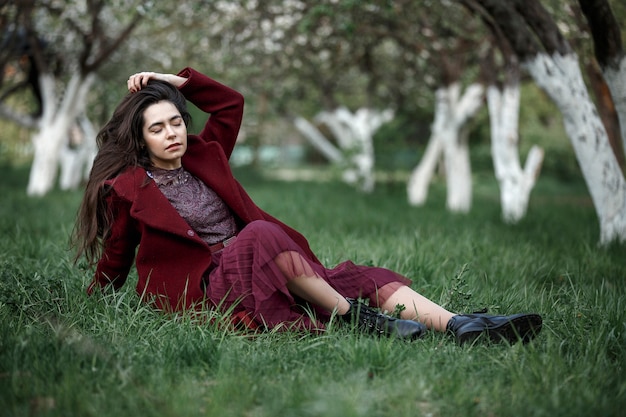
[127,72,188,93]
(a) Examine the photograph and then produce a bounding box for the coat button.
[187,230,195,236]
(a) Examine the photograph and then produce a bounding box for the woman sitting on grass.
[73,68,542,345]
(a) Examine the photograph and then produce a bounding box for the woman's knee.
[240,220,285,240]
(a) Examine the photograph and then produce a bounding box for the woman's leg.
[275,250,426,339]
[380,284,542,344]
[273,249,450,325]
[275,251,351,314]
[380,285,455,332]
[274,247,540,343]
[286,274,351,314]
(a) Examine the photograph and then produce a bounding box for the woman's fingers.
[127,72,157,92]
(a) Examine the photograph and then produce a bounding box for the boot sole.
[456,313,543,345]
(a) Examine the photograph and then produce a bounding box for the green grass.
[1,164,625,417]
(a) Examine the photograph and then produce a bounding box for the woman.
[73,68,542,344]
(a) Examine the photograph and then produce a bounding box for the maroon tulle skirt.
[205,220,411,331]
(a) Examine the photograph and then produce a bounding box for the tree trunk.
[28,119,71,196]
[585,60,624,167]
[407,87,446,206]
[577,0,626,162]
[487,77,543,223]
[445,83,483,212]
[293,116,344,163]
[316,107,393,193]
[58,115,97,190]
[27,72,95,196]
[407,130,443,206]
[444,125,472,212]
[408,83,483,211]
[602,57,626,159]
[526,53,626,244]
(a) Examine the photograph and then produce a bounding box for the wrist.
[168,74,187,88]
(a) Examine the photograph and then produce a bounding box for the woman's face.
[141,100,188,170]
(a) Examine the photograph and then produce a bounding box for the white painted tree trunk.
[79,115,97,180]
[487,82,544,223]
[294,107,393,192]
[407,83,484,212]
[407,88,447,206]
[526,53,626,244]
[316,107,393,193]
[27,72,95,196]
[406,129,444,205]
[602,56,626,159]
[59,115,97,190]
[293,116,344,163]
[444,125,472,212]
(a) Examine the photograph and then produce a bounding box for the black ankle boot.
[341,298,426,340]
[447,312,542,345]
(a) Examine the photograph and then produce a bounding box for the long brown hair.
[72,80,191,265]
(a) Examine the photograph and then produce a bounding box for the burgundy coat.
[88,68,320,312]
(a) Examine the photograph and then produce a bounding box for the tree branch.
[0,102,38,129]
[511,0,571,55]
[83,12,142,73]
[578,0,623,69]
[0,79,29,102]
[466,0,542,60]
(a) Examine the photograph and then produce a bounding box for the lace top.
[147,167,238,245]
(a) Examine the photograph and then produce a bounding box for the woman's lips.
[166,143,181,150]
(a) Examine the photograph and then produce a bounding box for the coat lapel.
[183,138,261,223]
[119,168,208,247]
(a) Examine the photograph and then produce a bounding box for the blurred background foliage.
[2,0,622,183]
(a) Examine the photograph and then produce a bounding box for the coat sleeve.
[176,67,244,159]
[87,190,140,295]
